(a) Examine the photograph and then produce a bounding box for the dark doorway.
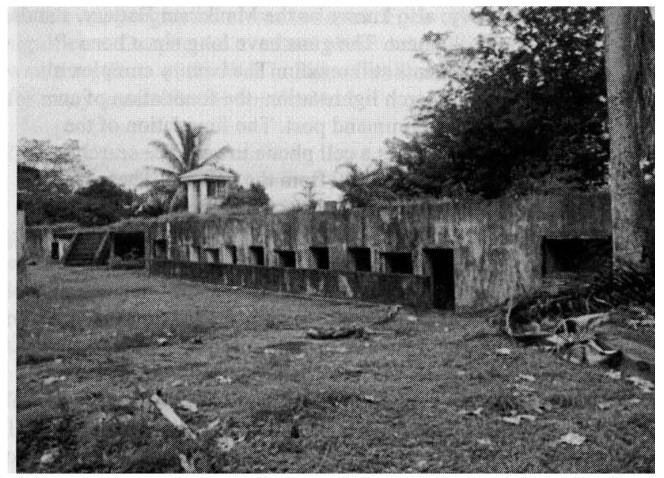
[51,241,59,260]
[153,239,167,259]
[310,247,330,269]
[424,248,455,310]
[114,232,145,259]
[348,247,371,271]
[225,245,238,264]
[542,237,611,275]
[275,249,296,268]
[381,252,413,274]
[249,246,265,266]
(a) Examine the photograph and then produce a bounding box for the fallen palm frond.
[500,263,654,372]
[505,262,654,328]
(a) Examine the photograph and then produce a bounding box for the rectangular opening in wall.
[225,245,238,264]
[51,241,59,260]
[348,247,371,271]
[153,239,167,259]
[189,245,201,262]
[423,248,455,310]
[381,252,413,274]
[542,237,612,275]
[249,246,265,266]
[275,249,296,268]
[310,247,330,269]
[114,232,145,260]
[204,247,220,263]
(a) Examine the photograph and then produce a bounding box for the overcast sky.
[12,7,486,208]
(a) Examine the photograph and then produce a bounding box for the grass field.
[15,264,654,472]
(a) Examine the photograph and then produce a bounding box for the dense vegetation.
[333,7,613,205]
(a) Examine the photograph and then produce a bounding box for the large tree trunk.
[604,7,653,269]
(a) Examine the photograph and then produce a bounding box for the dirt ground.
[15,264,654,472]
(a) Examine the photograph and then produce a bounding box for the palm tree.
[140,121,233,212]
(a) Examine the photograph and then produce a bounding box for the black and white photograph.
[10,5,655,473]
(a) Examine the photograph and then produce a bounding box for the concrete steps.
[63,231,108,266]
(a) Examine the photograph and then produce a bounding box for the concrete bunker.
[542,237,612,275]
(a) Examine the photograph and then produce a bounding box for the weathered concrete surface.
[148,259,432,308]
[25,223,78,261]
[134,193,612,309]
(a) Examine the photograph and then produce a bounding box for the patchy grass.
[15,264,654,472]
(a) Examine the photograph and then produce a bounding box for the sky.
[12,7,487,209]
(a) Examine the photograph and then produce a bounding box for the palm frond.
[138,178,178,189]
[149,166,179,179]
[164,129,183,157]
[150,140,186,173]
[200,145,233,166]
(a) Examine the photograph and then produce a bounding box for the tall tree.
[17,138,88,225]
[74,177,136,226]
[604,7,654,268]
[333,8,611,204]
[142,121,233,212]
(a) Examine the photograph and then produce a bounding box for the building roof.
[180,164,236,182]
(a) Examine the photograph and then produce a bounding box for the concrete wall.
[133,192,612,309]
[149,259,432,308]
[25,223,77,261]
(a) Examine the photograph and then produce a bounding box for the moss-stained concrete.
[114,192,612,309]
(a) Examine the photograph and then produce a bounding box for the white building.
[180,165,236,214]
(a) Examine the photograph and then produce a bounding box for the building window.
[249,246,265,266]
[208,181,226,198]
[542,237,612,275]
[310,247,330,270]
[348,247,371,271]
[204,247,220,263]
[153,239,167,259]
[225,245,238,264]
[381,252,413,274]
[275,249,296,268]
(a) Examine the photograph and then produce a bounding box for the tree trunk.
[604,7,651,269]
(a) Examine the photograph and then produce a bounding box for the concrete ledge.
[147,259,432,308]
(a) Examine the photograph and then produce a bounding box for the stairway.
[63,231,108,266]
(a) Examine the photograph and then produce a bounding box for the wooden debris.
[178,400,199,412]
[627,375,654,393]
[306,325,365,340]
[178,454,196,473]
[501,414,536,425]
[150,394,197,439]
[372,304,402,325]
[555,432,586,446]
[43,376,66,385]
